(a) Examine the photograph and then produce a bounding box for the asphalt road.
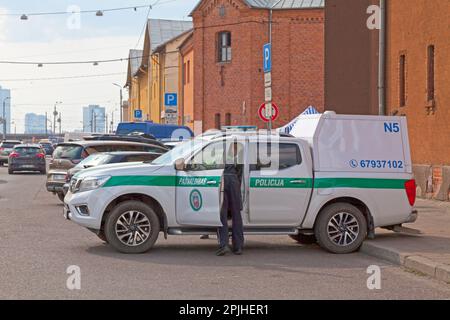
[0,164,449,300]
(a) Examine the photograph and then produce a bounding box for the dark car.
[62,151,163,196]
[39,142,54,156]
[83,133,166,147]
[8,144,46,174]
[0,140,22,166]
[47,140,169,202]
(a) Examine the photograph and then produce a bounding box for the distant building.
[0,86,11,134]
[25,113,47,134]
[83,105,106,133]
[125,19,193,123]
[179,31,194,129]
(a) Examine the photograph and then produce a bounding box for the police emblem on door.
[189,189,203,212]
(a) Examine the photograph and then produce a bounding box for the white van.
[64,113,417,254]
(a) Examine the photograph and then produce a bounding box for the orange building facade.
[386,0,450,200]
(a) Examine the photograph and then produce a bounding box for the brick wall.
[192,0,324,131]
[386,0,450,201]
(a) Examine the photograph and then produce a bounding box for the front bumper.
[64,188,112,230]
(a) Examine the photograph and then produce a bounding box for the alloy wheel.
[115,211,151,247]
[327,212,360,247]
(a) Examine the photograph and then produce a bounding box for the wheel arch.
[313,197,375,238]
[101,193,168,238]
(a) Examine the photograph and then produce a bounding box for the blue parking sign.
[134,109,142,119]
[164,93,178,107]
[263,43,272,73]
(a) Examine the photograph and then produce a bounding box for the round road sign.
[258,103,279,122]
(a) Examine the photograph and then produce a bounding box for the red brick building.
[385,0,450,200]
[190,0,324,134]
[325,0,450,200]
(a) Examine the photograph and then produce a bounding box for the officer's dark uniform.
[218,158,244,252]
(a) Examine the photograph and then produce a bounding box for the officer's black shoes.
[200,235,210,240]
[215,246,231,256]
[233,248,243,255]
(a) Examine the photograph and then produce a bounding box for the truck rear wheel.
[104,200,160,254]
[314,203,367,254]
[289,234,317,245]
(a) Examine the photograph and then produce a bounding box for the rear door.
[175,140,226,226]
[248,142,313,226]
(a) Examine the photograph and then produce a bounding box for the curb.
[360,241,450,284]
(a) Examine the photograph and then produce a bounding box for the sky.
[0,0,199,133]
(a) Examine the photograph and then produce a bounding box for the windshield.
[152,139,206,166]
[53,144,83,160]
[75,153,113,168]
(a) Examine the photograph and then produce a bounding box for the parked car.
[0,140,22,166]
[47,140,169,202]
[62,151,164,196]
[8,144,46,174]
[39,140,55,156]
[83,133,167,148]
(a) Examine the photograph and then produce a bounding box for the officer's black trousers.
[218,174,244,250]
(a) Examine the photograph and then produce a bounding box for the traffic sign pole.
[263,43,273,131]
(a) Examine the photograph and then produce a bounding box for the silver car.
[0,140,22,166]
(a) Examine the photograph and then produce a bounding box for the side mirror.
[174,158,186,171]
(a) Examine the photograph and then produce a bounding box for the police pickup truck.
[64,112,418,254]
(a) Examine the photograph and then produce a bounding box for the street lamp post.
[53,101,62,135]
[2,96,11,140]
[113,83,123,123]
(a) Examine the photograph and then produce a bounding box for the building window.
[183,62,187,85]
[225,113,231,126]
[215,113,221,129]
[399,54,406,107]
[427,45,435,102]
[218,31,231,63]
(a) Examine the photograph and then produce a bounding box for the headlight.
[71,176,110,193]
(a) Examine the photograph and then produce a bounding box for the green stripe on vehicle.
[103,175,221,188]
[250,177,313,188]
[104,175,176,188]
[176,176,221,187]
[313,178,407,189]
[104,175,407,190]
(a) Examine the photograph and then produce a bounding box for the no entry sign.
[258,102,279,122]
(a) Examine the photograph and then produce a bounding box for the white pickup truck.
[64,113,418,254]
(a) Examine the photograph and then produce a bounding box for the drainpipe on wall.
[378,0,386,116]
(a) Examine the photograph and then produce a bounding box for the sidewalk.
[361,198,450,284]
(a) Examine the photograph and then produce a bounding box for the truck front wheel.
[314,203,367,254]
[104,200,160,254]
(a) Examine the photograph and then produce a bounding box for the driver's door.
[175,141,226,226]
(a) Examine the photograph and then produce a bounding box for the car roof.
[15,144,42,148]
[56,140,161,147]
[96,151,163,156]
[1,140,22,144]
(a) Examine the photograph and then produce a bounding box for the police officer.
[216,142,244,256]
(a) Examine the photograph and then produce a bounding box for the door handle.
[290,180,307,184]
